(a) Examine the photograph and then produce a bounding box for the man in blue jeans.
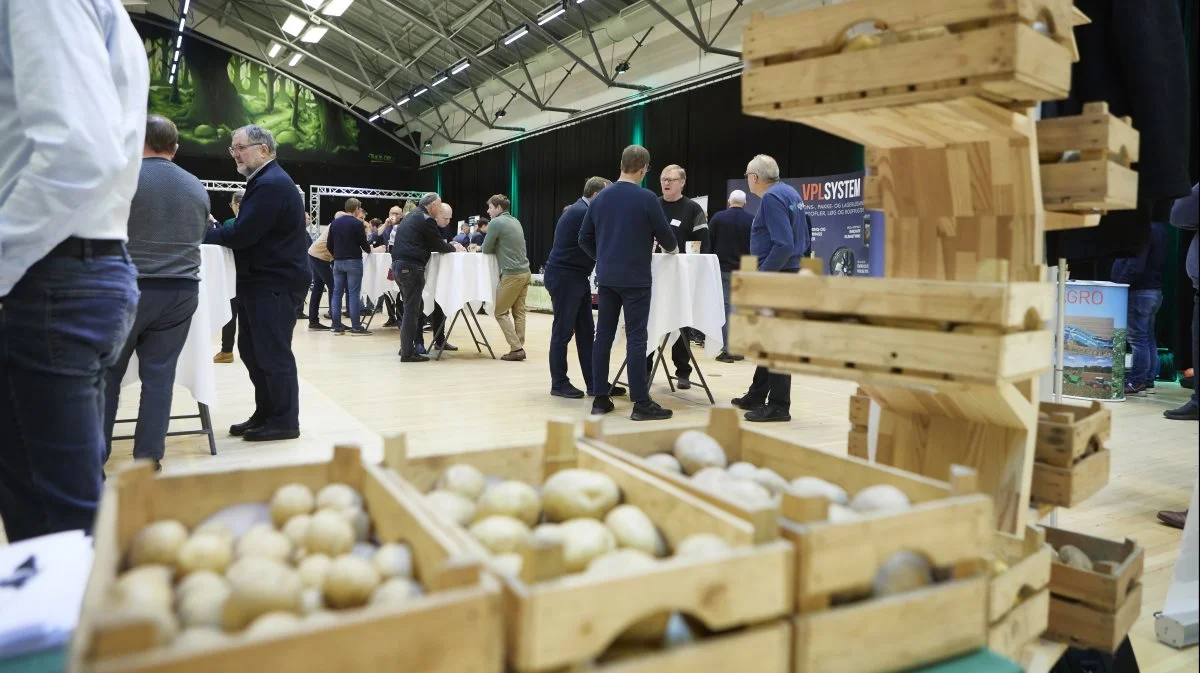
[708,189,754,363]
[0,0,148,541]
[327,198,373,336]
[1112,221,1168,396]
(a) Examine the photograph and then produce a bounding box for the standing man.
[580,145,678,421]
[215,189,245,363]
[327,198,373,336]
[0,0,148,542]
[427,202,457,351]
[103,115,209,469]
[436,202,457,243]
[657,164,709,387]
[306,214,335,331]
[205,125,309,441]
[483,195,532,361]
[545,177,626,399]
[392,194,462,362]
[732,154,806,423]
[1112,221,1168,396]
[708,189,754,363]
[373,205,402,250]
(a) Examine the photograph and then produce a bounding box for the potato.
[297,554,332,589]
[672,431,727,475]
[192,521,234,544]
[172,627,227,651]
[281,514,312,548]
[723,480,773,508]
[426,490,477,526]
[111,565,174,612]
[437,464,487,501]
[236,524,293,562]
[299,587,324,615]
[1057,545,1093,571]
[872,551,933,597]
[305,510,355,557]
[350,543,377,561]
[323,555,381,609]
[828,504,860,523]
[245,611,301,638]
[531,523,566,546]
[370,577,422,606]
[674,534,729,558]
[469,516,531,554]
[560,519,617,572]
[178,586,230,629]
[492,553,524,576]
[335,506,371,543]
[476,480,541,526]
[175,570,227,602]
[752,468,789,496]
[372,543,414,580]
[692,467,731,492]
[605,505,665,557]
[850,485,910,514]
[197,503,271,540]
[315,483,362,511]
[541,469,620,522]
[221,558,303,631]
[128,520,189,568]
[727,461,758,480]
[644,453,682,473]
[270,484,315,528]
[177,533,234,576]
[788,477,848,505]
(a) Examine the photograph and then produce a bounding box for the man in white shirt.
[0,0,149,542]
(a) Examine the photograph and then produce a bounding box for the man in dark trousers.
[391,194,463,362]
[544,176,626,399]
[1113,221,1168,396]
[709,189,754,363]
[327,198,373,336]
[656,164,709,387]
[204,125,309,441]
[103,115,209,469]
[214,189,243,363]
[580,145,678,421]
[732,154,806,423]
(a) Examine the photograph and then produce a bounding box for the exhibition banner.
[1063,281,1129,401]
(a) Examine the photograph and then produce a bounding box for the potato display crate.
[847,389,872,460]
[742,0,1076,148]
[986,526,1051,661]
[1030,401,1112,508]
[1037,102,1139,214]
[583,407,993,673]
[384,423,793,673]
[1043,526,1144,652]
[70,446,502,673]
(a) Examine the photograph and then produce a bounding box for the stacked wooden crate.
[1038,102,1139,232]
[1043,527,1144,651]
[1031,402,1112,510]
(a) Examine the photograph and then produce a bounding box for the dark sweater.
[126,157,210,281]
[546,197,593,276]
[709,206,754,272]
[659,196,709,253]
[470,232,486,247]
[391,206,454,266]
[579,181,677,288]
[327,215,370,260]
[1111,221,1168,290]
[751,182,807,272]
[203,160,309,291]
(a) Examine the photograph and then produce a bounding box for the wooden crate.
[386,422,793,673]
[583,407,993,673]
[987,526,1051,661]
[1030,401,1112,508]
[70,446,502,673]
[1043,526,1144,652]
[742,0,1076,148]
[847,389,871,460]
[1038,102,1139,214]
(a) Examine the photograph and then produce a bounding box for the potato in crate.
[1038,102,1139,215]
[1043,526,1144,652]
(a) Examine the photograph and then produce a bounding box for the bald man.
[424,203,456,351]
[708,189,754,363]
[435,201,456,243]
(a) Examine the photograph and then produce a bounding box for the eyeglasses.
[744,172,759,179]
[228,142,265,156]
[660,177,683,184]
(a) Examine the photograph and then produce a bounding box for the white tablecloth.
[361,252,393,302]
[422,252,499,315]
[615,253,725,357]
[120,245,236,407]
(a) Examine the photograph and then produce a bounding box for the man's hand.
[451,241,466,251]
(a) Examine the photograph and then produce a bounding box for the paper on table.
[0,531,93,660]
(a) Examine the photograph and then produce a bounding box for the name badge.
[669,219,681,228]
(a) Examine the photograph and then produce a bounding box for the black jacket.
[545,198,594,276]
[203,160,308,291]
[709,206,754,273]
[391,206,454,266]
[1111,221,1168,290]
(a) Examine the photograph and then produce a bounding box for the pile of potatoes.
[101,483,421,656]
[1051,543,1110,573]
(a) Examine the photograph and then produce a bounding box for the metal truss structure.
[309,185,426,227]
[200,180,249,192]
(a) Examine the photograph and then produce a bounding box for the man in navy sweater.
[204,125,309,441]
[327,198,373,336]
[580,145,678,421]
[732,154,806,423]
[1112,221,1168,396]
[709,189,754,363]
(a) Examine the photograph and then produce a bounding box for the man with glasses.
[204,125,309,441]
[656,164,709,388]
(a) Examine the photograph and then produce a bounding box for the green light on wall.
[435,165,442,196]
[508,142,519,217]
[631,103,646,186]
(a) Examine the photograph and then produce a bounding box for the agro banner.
[1062,281,1129,401]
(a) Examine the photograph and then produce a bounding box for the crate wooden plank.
[1037,107,1139,163]
[578,621,791,673]
[1046,583,1142,652]
[1044,212,1101,231]
[1030,449,1110,508]
[989,528,1051,624]
[848,429,869,459]
[1044,527,1143,612]
[1041,160,1138,212]
[988,588,1050,662]
[797,98,1031,149]
[850,394,872,427]
[1035,401,1111,468]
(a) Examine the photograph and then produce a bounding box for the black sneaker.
[434,342,459,352]
[551,385,585,399]
[745,405,791,423]
[591,395,615,415]
[631,400,673,421]
[229,417,263,437]
[308,322,331,331]
[349,328,373,336]
[716,352,738,363]
[731,354,745,361]
[675,377,692,390]
[400,354,430,363]
[382,319,399,328]
[1164,401,1199,421]
[332,329,346,336]
[731,395,765,410]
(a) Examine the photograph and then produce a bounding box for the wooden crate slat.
[988,588,1050,662]
[1037,109,1139,163]
[569,621,792,673]
[1046,583,1142,652]
[789,98,1030,149]
[1041,160,1138,212]
[1030,449,1110,508]
[1044,527,1144,612]
[1035,401,1112,467]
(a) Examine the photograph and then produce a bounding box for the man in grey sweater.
[482,194,531,361]
[103,115,210,468]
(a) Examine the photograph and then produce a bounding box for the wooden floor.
[108,311,1199,671]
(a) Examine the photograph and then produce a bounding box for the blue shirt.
[751,182,807,272]
[546,198,594,276]
[579,181,677,288]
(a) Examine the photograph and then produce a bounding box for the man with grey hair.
[204,125,310,441]
[732,154,806,422]
[391,193,463,361]
[708,188,754,363]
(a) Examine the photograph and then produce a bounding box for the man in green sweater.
[482,194,531,361]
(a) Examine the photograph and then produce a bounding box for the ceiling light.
[182,0,191,13]
[369,114,380,122]
[451,61,470,75]
[381,106,394,115]
[178,17,186,31]
[288,53,304,66]
[321,0,355,16]
[413,88,428,97]
[476,43,495,57]
[432,76,448,87]
[268,42,283,58]
[281,14,307,36]
[171,63,177,74]
[503,26,528,45]
[173,50,181,62]
[176,36,182,49]
[495,109,506,118]
[169,75,175,85]
[301,0,325,8]
[300,25,328,43]
[397,96,410,106]
[537,8,564,25]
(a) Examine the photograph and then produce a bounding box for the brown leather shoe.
[501,349,526,361]
[1157,509,1188,529]
[213,351,234,364]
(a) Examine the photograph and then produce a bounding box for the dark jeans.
[0,249,138,542]
[720,271,732,352]
[746,267,797,410]
[544,266,594,392]
[394,261,426,357]
[221,297,238,353]
[308,256,333,325]
[239,285,301,430]
[1192,291,1198,405]
[103,280,199,462]
[593,285,652,403]
[1126,288,1163,386]
[332,258,364,331]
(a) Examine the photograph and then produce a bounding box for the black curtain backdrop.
[423,77,862,271]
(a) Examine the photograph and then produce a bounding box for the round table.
[612,253,726,357]
[361,251,393,303]
[422,252,499,315]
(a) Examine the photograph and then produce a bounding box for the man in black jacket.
[204,125,309,441]
[391,193,463,362]
[656,164,709,387]
[709,189,754,363]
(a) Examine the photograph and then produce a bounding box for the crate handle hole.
[906,84,916,92]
